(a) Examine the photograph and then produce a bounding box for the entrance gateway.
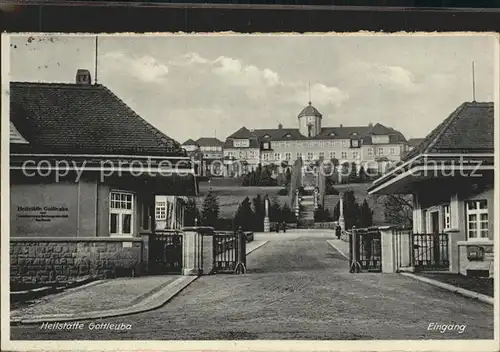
[147,228,247,275]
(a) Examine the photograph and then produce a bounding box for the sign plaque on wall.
[16,206,69,222]
[467,246,485,261]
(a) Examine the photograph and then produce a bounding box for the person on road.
[282,221,287,233]
[336,225,341,239]
[275,222,280,233]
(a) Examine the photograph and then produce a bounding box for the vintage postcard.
[1,32,499,351]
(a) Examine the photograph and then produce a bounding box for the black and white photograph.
[2,32,498,350]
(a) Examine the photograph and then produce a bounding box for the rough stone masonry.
[10,238,144,286]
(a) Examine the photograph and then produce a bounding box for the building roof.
[9,82,184,156]
[182,139,199,146]
[195,137,224,147]
[407,138,425,147]
[403,102,494,161]
[254,128,307,141]
[298,102,322,119]
[225,122,407,144]
[226,126,258,139]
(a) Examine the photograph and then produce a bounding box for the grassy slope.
[196,178,386,224]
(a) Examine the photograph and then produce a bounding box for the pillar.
[412,193,424,233]
[379,226,396,273]
[339,192,345,231]
[140,233,150,275]
[181,227,203,276]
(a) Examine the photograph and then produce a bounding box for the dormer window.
[285,133,292,138]
[351,139,360,148]
[263,134,270,139]
[329,132,336,137]
[352,132,358,136]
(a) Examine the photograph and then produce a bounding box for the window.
[285,152,292,161]
[274,153,281,160]
[351,140,359,148]
[263,153,269,161]
[330,151,336,159]
[390,147,396,155]
[342,140,349,147]
[297,152,303,159]
[110,191,134,236]
[341,152,347,159]
[329,132,336,137]
[233,139,250,148]
[443,204,451,230]
[378,147,384,155]
[352,151,359,159]
[466,200,489,240]
[307,152,314,160]
[155,201,166,221]
[367,148,373,157]
[319,152,325,159]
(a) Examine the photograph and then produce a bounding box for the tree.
[333,191,361,229]
[241,173,250,186]
[200,190,220,228]
[252,194,265,231]
[183,198,199,226]
[340,162,350,184]
[234,196,255,231]
[269,196,282,222]
[348,162,358,183]
[259,165,275,186]
[376,194,413,228]
[359,199,374,228]
[358,165,367,183]
[285,168,292,186]
[281,202,295,223]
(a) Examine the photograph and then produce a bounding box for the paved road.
[11,231,494,340]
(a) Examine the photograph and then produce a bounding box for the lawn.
[196,178,387,224]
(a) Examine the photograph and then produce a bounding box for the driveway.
[11,231,494,340]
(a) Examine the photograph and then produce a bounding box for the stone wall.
[10,237,144,286]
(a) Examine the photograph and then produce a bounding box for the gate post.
[181,226,208,276]
[379,226,396,273]
[349,226,361,273]
[237,228,247,267]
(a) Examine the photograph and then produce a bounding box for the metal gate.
[349,227,382,273]
[148,230,183,274]
[412,233,449,271]
[394,230,449,271]
[213,231,246,274]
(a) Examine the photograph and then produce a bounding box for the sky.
[9,34,497,144]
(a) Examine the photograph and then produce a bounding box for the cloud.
[292,83,349,108]
[349,61,418,92]
[212,56,282,88]
[101,52,169,83]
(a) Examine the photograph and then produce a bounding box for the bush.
[277,188,288,196]
[314,205,333,222]
[325,183,339,195]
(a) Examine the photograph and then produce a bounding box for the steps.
[297,169,320,229]
[297,195,315,228]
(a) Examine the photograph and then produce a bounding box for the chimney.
[76,69,92,85]
[368,122,373,128]
[340,124,343,128]
[278,123,283,129]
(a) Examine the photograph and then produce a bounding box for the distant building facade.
[182,137,224,176]
[223,102,409,177]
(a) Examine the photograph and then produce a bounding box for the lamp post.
[339,192,345,231]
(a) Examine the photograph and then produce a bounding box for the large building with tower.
[222,101,410,177]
